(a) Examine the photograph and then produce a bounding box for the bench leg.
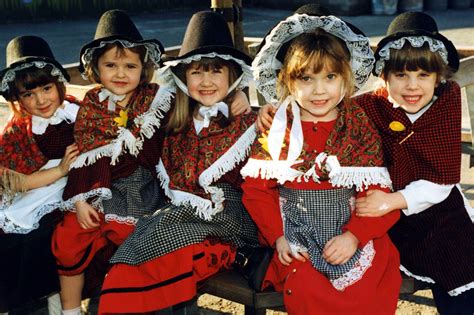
[244,305,267,315]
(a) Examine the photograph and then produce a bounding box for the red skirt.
[99,240,235,314]
[264,237,401,315]
[52,212,134,276]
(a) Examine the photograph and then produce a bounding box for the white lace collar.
[32,100,79,135]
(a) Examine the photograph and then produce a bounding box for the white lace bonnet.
[252,14,375,104]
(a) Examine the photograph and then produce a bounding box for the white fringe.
[71,86,174,169]
[61,187,112,212]
[241,158,304,184]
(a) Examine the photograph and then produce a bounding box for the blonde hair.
[381,42,452,84]
[165,57,241,133]
[84,43,155,84]
[278,29,354,102]
[5,65,66,117]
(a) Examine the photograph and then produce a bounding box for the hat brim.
[172,45,252,66]
[0,56,70,95]
[375,30,459,72]
[78,35,164,73]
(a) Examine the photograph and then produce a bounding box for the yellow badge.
[389,121,405,132]
[113,109,129,128]
[258,132,286,153]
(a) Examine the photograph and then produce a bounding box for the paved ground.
[0,6,474,68]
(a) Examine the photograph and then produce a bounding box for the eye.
[419,72,431,78]
[19,91,32,99]
[212,68,223,74]
[190,70,201,75]
[43,84,53,92]
[394,72,406,78]
[127,64,138,69]
[299,75,312,82]
[327,73,337,80]
[104,63,115,68]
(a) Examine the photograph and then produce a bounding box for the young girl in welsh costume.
[98,11,260,313]
[0,35,79,313]
[51,9,169,314]
[354,12,474,314]
[241,10,401,315]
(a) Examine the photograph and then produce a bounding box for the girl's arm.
[1,143,78,192]
[356,179,453,217]
[229,90,252,116]
[256,103,275,132]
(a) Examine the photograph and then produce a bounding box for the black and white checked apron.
[111,183,259,265]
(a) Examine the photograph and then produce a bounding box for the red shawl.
[355,81,461,190]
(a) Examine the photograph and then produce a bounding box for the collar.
[194,102,229,134]
[31,100,79,135]
[98,88,126,112]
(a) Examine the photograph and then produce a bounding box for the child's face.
[292,68,344,122]
[17,82,62,118]
[385,69,437,114]
[185,63,229,107]
[97,47,143,104]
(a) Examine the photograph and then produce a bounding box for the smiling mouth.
[311,100,328,106]
[199,90,216,95]
[403,95,422,104]
[113,81,128,86]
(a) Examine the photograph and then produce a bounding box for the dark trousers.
[431,284,474,315]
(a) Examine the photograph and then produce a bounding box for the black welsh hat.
[374,11,459,76]
[156,11,253,94]
[0,35,69,96]
[174,11,251,65]
[252,6,375,103]
[79,9,164,74]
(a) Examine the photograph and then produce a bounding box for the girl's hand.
[58,144,79,175]
[75,200,100,229]
[256,104,275,132]
[356,190,402,217]
[230,90,251,116]
[322,231,359,265]
[275,236,308,266]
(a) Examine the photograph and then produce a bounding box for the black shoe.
[233,246,274,292]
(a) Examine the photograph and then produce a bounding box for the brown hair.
[381,42,452,84]
[5,65,66,117]
[165,57,241,133]
[84,43,155,84]
[278,29,354,101]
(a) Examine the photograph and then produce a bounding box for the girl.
[354,11,474,314]
[51,9,169,315]
[241,11,401,315]
[0,35,79,313]
[98,11,260,313]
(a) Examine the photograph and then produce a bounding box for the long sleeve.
[241,177,283,247]
[399,179,454,215]
[344,185,400,247]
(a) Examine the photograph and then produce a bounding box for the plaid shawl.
[160,112,256,199]
[248,100,384,179]
[74,83,160,153]
[0,95,80,174]
[356,81,461,190]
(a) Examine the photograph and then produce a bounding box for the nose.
[36,92,46,105]
[200,72,212,86]
[116,66,125,78]
[406,76,419,89]
[312,81,325,95]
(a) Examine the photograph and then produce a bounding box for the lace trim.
[81,39,162,79]
[1,61,67,92]
[375,36,449,76]
[105,213,138,225]
[330,240,375,291]
[252,14,374,103]
[241,156,392,190]
[400,264,435,284]
[448,281,474,297]
[158,52,252,92]
[70,85,173,168]
[61,187,112,212]
[0,200,61,234]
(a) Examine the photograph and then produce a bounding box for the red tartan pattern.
[74,83,159,153]
[355,81,461,190]
[0,95,81,174]
[249,100,384,178]
[161,111,256,199]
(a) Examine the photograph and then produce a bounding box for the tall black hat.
[174,11,251,65]
[79,9,164,74]
[252,6,374,103]
[157,11,253,94]
[0,35,69,96]
[374,11,459,76]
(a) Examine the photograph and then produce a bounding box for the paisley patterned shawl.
[357,81,461,190]
[247,100,384,179]
[160,112,257,200]
[0,95,81,175]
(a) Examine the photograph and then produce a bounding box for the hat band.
[80,39,162,79]
[374,36,449,76]
[1,61,68,93]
